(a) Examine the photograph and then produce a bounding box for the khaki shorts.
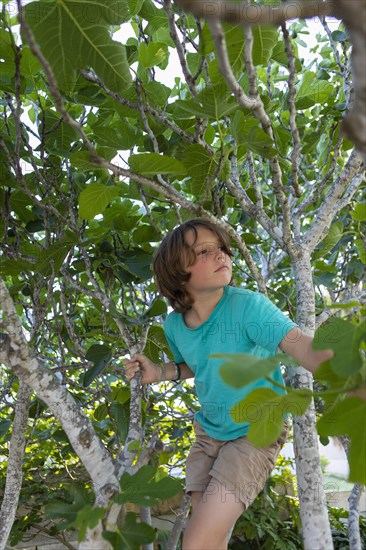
[186,420,289,509]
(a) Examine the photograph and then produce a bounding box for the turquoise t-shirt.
[164,285,297,441]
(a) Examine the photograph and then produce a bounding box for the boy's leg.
[183,478,244,550]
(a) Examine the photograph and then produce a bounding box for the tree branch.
[303,150,364,251]
[175,0,332,26]
[281,22,301,198]
[164,0,198,95]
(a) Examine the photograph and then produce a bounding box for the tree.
[0,1,365,549]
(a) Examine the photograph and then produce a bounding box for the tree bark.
[167,494,191,550]
[288,249,334,550]
[0,381,32,550]
[348,483,364,550]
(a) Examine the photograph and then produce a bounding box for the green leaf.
[128,0,144,16]
[36,238,76,276]
[41,110,79,153]
[351,203,366,222]
[83,344,112,387]
[179,144,217,194]
[0,419,12,440]
[70,148,117,171]
[128,153,187,177]
[125,253,153,281]
[45,484,89,529]
[271,41,302,72]
[144,325,170,364]
[110,402,129,444]
[216,353,297,388]
[25,1,132,93]
[111,387,130,405]
[118,465,182,507]
[231,387,312,447]
[0,258,35,276]
[355,238,366,264]
[317,398,366,484]
[295,72,334,109]
[313,318,365,377]
[92,124,140,150]
[139,0,168,35]
[314,221,343,257]
[139,42,168,68]
[103,512,156,550]
[72,505,105,542]
[144,299,167,318]
[172,85,238,120]
[231,111,277,158]
[20,46,42,77]
[132,224,161,244]
[252,26,278,66]
[79,184,119,219]
[94,404,108,422]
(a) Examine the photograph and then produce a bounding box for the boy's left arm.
[279,327,333,374]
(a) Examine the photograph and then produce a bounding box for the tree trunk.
[0,381,32,550]
[288,249,334,550]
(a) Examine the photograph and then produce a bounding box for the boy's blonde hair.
[153,219,233,313]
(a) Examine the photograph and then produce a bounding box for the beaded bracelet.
[173,361,181,381]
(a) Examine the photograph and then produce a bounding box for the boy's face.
[184,227,232,295]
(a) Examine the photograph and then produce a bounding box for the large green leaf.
[317,398,366,484]
[41,110,79,153]
[171,85,238,120]
[313,318,365,377]
[117,465,182,506]
[103,513,156,550]
[139,0,168,35]
[35,234,77,276]
[179,144,217,194]
[295,71,334,109]
[231,387,312,447]
[92,123,141,150]
[25,1,132,92]
[252,26,278,66]
[128,153,187,177]
[79,184,119,219]
[232,111,277,159]
[217,353,298,388]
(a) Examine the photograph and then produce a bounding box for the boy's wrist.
[157,362,181,382]
[156,363,165,382]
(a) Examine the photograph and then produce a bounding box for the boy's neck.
[184,287,225,328]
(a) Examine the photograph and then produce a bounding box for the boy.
[124,219,333,550]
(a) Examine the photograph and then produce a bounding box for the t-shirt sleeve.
[243,292,298,353]
[164,314,185,363]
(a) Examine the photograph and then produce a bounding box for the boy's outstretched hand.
[124,354,161,385]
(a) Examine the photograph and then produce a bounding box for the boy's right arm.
[124,353,194,385]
